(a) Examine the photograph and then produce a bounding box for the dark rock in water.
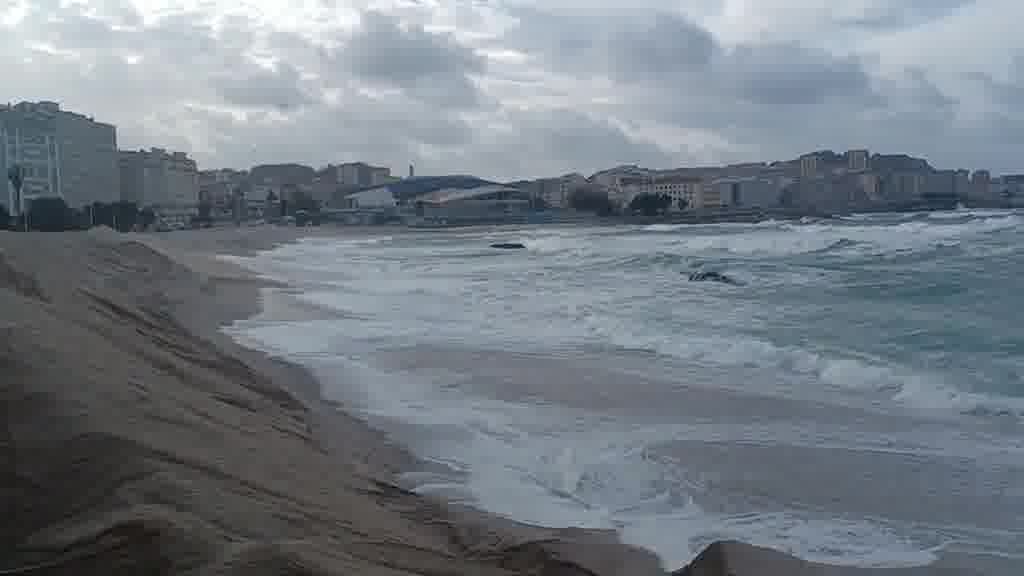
[688,270,743,286]
[490,242,526,250]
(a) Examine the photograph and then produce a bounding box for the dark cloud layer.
[0,0,1020,178]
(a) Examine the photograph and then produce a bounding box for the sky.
[1,0,1021,180]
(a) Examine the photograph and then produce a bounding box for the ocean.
[225,209,1024,571]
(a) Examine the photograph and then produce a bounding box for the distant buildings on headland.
[3,99,1023,231]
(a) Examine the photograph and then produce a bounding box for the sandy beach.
[0,225,998,575]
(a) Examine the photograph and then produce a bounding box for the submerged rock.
[490,242,526,250]
[688,270,743,286]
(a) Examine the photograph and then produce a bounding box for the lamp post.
[6,164,24,231]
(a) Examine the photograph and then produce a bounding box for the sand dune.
[0,230,667,575]
[0,229,986,575]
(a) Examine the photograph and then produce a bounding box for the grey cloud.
[499,5,607,74]
[500,6,971,166]
[723,44,877,107]
[461,109,677,179]
[506,9,879,108]
[839,0,975,30]
[2,0,1014,179]
[342,10,485,109]
[609,13,716,82]
[213,62,312,111]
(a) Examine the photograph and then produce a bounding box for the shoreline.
[2,226,1011,575]
[126,226,1017,576]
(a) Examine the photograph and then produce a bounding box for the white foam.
[222,218,1024,569]
[306,348,938,571]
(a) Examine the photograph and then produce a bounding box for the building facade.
[1,101,119,213]
[56,108,119,207]
[119,148,199,226]
[621,173,706,210]
[199,169,247,205]
[524,173,588,209]
[709,176,783,209]
[0,101,62,215]
[343,162,392,188]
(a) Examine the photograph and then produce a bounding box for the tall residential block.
[0,101,119,213]
[0,101,61,215]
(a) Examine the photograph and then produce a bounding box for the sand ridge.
[1,230,666,575]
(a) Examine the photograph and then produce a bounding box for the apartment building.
[1,101,62,215]
[339,162,393,188]
[924,169,970,201]
[199,168,248,206]
[709,176,784,209]
[249,163,315,206]
[524,173,588,208]
[0,101,119,214]
[591,165,653,208]
[621,172,706,210]
[56,108,119,207]
[119,148,199,225]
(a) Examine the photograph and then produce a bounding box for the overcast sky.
[1,0,1020,179]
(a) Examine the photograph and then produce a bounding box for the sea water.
[226,209,1024,571]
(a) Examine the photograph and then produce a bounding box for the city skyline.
[2,1,1023,182]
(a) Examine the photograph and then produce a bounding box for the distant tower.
[408,164,415,178]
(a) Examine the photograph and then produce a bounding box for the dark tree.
[567,186,615,216]
[628,193,672,216]
[197,200,212,220]
[26,197,76,231]
[113,201,140,232]
[139,207,156,230]
[678,196,688,211]
[291,190,320,213]
[0,204,9,230]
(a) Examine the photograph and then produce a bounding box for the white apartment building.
[338,162,393,188]
[527,173,588,208]
[119,148,199,225]
[0,101,119,214]
[591,165,653,208]
[0,101,61,215]
[621,173,706,210]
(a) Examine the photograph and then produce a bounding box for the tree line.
[0,198,156,232]
[566,185,686,216]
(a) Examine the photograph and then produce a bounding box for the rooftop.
[346,175,499,201]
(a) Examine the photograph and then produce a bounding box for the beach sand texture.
[0,228,988,575]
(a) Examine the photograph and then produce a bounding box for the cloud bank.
[1,0,1020,179]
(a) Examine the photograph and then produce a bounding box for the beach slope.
[0,230,666,575]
